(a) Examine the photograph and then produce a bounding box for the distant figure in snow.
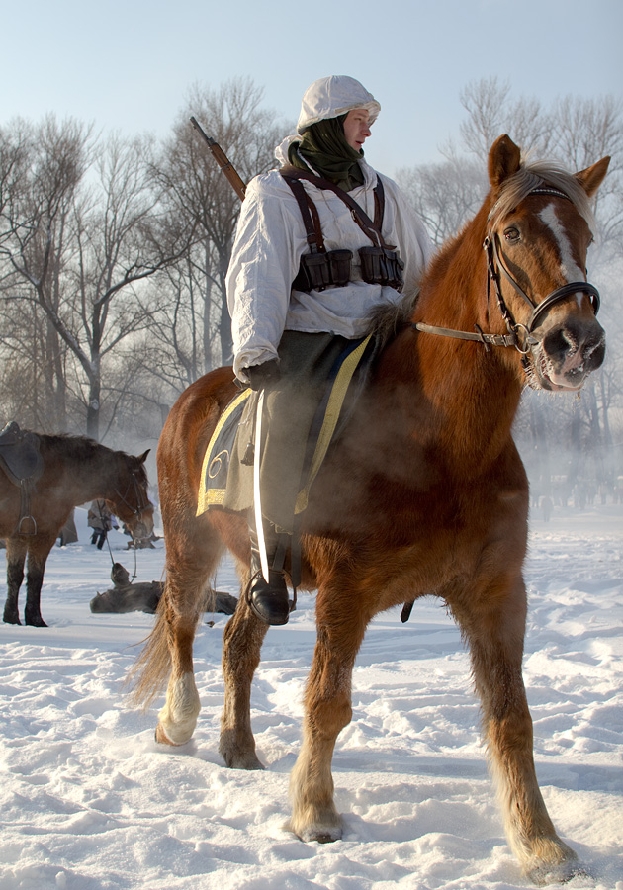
[90,562,238,616]
[87,499,117,550]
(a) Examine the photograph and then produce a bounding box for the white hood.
[296,75,381,134]
[274,134,299,167]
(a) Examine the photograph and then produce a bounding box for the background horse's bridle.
[113,472,152,526]
[414,186,601,355]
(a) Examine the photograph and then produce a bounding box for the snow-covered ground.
[0,504,621,890]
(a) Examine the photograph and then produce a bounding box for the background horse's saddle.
[0,422,44,486]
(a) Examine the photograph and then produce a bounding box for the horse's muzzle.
[531,316,605,391]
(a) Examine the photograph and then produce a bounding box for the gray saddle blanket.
[0,422,44,486]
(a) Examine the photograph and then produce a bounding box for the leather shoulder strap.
[280,165,395,250]
[373,174,385,231]
[280,170,325,252]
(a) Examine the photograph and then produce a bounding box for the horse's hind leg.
[154,517,223,747]
[156,568,212,745]
[220,589,269,770]
[288,585,370,843]
[454,574,579,884]
[155,583,203,746]
[2,538,27,625]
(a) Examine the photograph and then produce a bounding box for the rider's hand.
[244,360,281,391]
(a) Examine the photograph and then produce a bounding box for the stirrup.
[246,567,291,626]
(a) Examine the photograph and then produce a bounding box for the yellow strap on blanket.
[295,334,371,514]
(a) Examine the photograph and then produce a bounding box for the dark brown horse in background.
[131,136,610,884]
[0,433,153,626]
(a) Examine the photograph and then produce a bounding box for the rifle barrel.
[190,117,246,201]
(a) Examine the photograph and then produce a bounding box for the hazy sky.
[3,0,621,175]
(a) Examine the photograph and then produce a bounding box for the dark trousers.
[224,332,359,534]
[90,530,107,550]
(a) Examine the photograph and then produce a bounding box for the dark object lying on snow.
[90,563,238,615]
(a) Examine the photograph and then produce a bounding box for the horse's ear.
[136,449,150,464]
[488,135,522,189]
[575,156,610,198]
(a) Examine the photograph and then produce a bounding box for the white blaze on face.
[539,204,585,303]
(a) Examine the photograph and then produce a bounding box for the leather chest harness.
[279,165,404,293]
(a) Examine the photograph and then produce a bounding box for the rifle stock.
[190,116,246,201]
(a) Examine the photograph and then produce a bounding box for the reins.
[412,186,600,355]
[101,471,152,580]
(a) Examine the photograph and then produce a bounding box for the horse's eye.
[504,226,520,243]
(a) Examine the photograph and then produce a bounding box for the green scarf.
[288,115,365,192]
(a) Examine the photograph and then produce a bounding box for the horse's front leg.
[455,573,579,885]
[220,588,269,770]
[288,587,369,843]
[23,536,56,627]
[2,539,27,625]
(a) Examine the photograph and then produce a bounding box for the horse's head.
[110,448,154,544]
[486,135,609,392]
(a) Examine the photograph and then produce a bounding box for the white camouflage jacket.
[226,136,434,381]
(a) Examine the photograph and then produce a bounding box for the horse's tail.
[127,597,172,709]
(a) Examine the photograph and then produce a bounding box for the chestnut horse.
[1,433,153,627]
[131,136,609,884]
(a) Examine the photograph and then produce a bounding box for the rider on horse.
[226,75,433,625]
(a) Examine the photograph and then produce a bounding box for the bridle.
[413,186,601,356]
[113,471,152,528]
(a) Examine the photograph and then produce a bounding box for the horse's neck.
[419,208,494,331]
[46,440,121,501]
[378,218,524,473]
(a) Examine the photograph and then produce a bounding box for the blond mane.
[489,157,595,234]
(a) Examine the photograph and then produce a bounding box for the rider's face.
[343,109,372,151]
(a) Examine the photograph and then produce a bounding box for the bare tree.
[397,156,486,246]
[0,119,187,439]
[66,132,187,439]
[0,116,93,430]
[459,77,554,160]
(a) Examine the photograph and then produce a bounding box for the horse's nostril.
[543,327,575,359]
[585,339,606,371]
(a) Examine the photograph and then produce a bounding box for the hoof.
[221,750,265,770]
[25,615,47,628]
[155,722,188,747]
[3,614,21,625]
[526,853,587,886]
[309,831,341,845]
[290,821,343,844]
[219,730,264,770]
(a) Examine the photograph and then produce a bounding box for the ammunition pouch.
[294,249,353,292]
[293,246,403,293]
[358,246,404,290]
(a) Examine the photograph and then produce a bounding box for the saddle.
[0,421,44,535]
[0,422,44,485]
